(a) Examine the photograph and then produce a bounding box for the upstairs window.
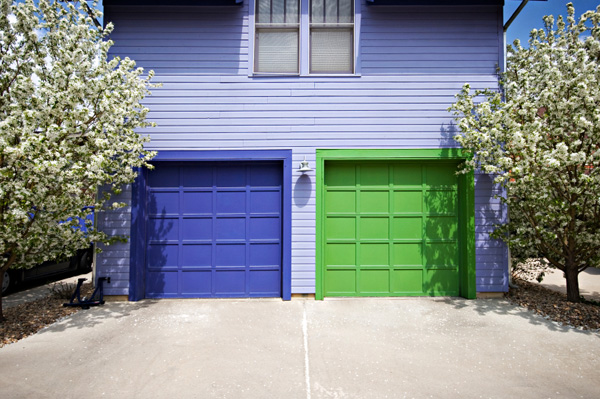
[255,0,300,74]
[254,0,355,75]
[310,0,354,74]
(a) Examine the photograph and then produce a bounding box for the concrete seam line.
[303,302,311,399]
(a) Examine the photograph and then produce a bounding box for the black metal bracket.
[63,277,110,309]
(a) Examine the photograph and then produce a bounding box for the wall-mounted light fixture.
[297,156,313,173]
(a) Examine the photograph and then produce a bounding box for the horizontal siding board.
[96,185,132,296]
[108,4,248,74]
[141,125,457,133]
[361,3,499,74]
[147,110,456,118]
[105,288,129,296]
[476,284,507,292]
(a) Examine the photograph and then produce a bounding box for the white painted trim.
[248,0,255,76]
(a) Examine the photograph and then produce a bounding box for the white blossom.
[0,0,157,303]
[448,2,600,301]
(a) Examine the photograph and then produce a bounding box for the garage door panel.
[250,191,281,213]
[359,269,389,293]
[425,269,459,295]
[391,269,423,293]
[393,190,423,213]
[324,163,356,187]
[393,164,422,186]
[325,269,356,293]
[214,270,246,294]
[216,166,246,187]
[182,192,212,214]
[425,165,457,187]
[426,216,458,239]
[393,243,422,266]
[145,161,282,298]
[326,217,356,240]
[181,270,212,295]
[216,191,246,213]
[181,244,212,267]
[360,164,389,186]
[359,191,388,213]
[324,161,460,297]
[249,217,281,240]
[325,191,355,213]
[425,191,457,214]
[148,165,179,187]
[425,242,458,267]
[215,218,245,240]
[148,191,179,215]
[249,243,280,265]
[181,218,212,240]
[147,244,178,269]
[146,271,177,296]
[359,243,389,266]
[147,218,178,241]
[181,167,212,187]
[250,164,282,186]
[249,270,280,293]
[215,244,245,266]
[325,243,356,265]
[359,217,389,240]
[392,217,422,239]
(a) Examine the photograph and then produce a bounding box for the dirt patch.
[0,283,94,347]
[507,277,600,331]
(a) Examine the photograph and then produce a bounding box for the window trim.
[308,0,355,74]
[249,0,360,77]
[253,0,301,75]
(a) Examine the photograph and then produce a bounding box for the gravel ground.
[1,279,598,348]
[507,277,600,331]
[0,282,94,347]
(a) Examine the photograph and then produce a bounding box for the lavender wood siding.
[96,186,132,295]
[96,1,508,295]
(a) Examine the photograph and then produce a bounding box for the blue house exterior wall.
[97,1,508,296]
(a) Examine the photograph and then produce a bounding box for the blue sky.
[505,0,600,45]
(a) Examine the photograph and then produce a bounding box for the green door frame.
[316,149,476,299]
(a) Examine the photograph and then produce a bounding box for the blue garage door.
[145,162,282,298]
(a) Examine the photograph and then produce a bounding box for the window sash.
[253,0,356,75]
[309,0,354,74]
[310,0,354,24]
[256,0,300,24]
[310,28,353,74]
[255,28,300,74]
[255,0,300,74]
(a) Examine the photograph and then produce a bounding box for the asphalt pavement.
[0,297,598,399]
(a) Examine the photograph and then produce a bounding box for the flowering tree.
[0,0,156,319]
[449,3,600,303]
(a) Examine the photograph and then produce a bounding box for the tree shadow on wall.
[440,121,458,147]
[143,193,173,298]
[422,172,461,296]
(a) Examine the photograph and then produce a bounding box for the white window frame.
[249,0,360,76]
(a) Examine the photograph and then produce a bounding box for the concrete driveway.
[0,298,598,399]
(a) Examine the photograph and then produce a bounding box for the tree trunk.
[565,266,581,303]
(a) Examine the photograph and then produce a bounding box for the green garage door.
[322,161,461,297]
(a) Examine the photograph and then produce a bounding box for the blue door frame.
[129,150,293,301]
